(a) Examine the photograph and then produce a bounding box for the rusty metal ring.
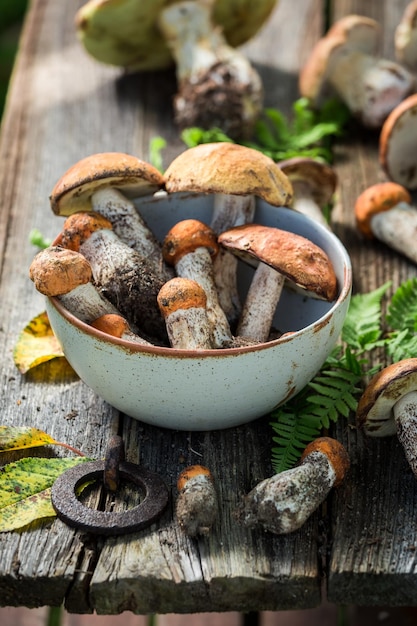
[51,460,169,536]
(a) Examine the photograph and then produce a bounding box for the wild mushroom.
[395,1,417,71]
[162,219,233,348]
[75,0,277,138]
[175,465,218,536]
[237,437,350,534]
[157,277,213,350]
[59,212,167,343]
[90,314,152,346]
[29,246,120,323]
[277,157,337,229]
[356,359,417,479]
[379,94,417,191]
[164,142,293,328]
[49,152,172,281]
[354,181,417,264]
[299,15,414,128]
[218,223,338,343]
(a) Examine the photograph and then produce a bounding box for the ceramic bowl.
[46,192,352,431]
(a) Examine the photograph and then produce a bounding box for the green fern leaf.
[386,277,417,333]
[342,282,391,352]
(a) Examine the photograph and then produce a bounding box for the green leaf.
[29,229,51,250]
[341,282,391,352]
[149,136,167,173]
[386,277,417,333]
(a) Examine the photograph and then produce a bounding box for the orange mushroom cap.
[157,277,207,318]
[90,313,130,338]
[354,182,411,239]
[60,211,113,251]
[162,219,219,266]
[29,246,93,296]
[177,465,213,492]
[301,436,350,487]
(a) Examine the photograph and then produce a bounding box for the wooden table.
[1,0,416,614]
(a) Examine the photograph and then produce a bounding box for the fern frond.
[342,282,391,352]
[386,329,417,362]
[386,277,417,333]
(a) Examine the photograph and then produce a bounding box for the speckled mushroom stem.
[91,187,173,281]
[29,245,121,324]
[393,391,417,477]
[369,201,417,264]
[157,0,263,139]
[60,212,167,343]
[210,193,255,329]
[175,465,218,537]
[162,220,233,349]
[291,192,330,228]
[157,278,212,350]
[237,437,349,534]
[237,263,285,343]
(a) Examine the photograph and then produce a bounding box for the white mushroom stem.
[370,201,417,264]
[393,391,417,477]
[238,451,336,534]
[237,263,285,343]
[91,187,173,280]
[210,194,255,327]
[157,0,263,138]
[290,185,330,229]
[58,283,120,323]
[175,249,233,349]
[327,53,414,128]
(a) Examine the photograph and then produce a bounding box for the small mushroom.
[157,277,212,350]
[379,93,417,190]
[29,245,120,323]
[162,219,233,348]
[90,314,152,346]
[356,359,417,479]
[237,437,350,534]
[59,212,167,343]
[218,224,338,343]
[277,157,337,229]
[175,465,218,536]
[299,15,414,128]
[354,181,417,264]
[49,152,172,281]
[75,0,277,138]
[395,1,417,71]
[164,142,293,328]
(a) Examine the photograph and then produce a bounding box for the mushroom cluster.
[75,0,278,139]
[30,146,340,351]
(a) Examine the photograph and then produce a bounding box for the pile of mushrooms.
[30,145,340,352]
[75,0,278,139]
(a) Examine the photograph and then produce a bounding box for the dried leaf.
[0,456,91,532]
[0,426,57,452]
[13,311,77,379]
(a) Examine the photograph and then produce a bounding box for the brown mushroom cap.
[277,157,338,207]
[157,277,208,318]
[50,152,165,216]
[162,219,219,266]
[177,464,213,492]
[90,313,130,338]
[299,15,380,106]
[218,223,338,301]
[163,143,293,207]
[301,437,350,487]
[356,359,417,437]
[379,94,417,190]
[59,212,114,251]
[354,182,412,239]
[29,246,93,296]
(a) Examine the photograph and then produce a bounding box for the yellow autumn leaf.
[0,456,91,532]
[0,426,84,456]
[13,311,77,379]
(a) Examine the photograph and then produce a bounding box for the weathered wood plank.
[326,0,417,606]
[0,0,325,613]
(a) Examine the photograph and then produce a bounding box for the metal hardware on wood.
[51,436,169,535]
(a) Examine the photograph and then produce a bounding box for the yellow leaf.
[0,456,91,532]
[0,426,57,452]
[13,311,77,380]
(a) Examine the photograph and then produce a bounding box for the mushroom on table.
[379,94,417,191]
[75,0,277,138]
[49,152,172,281]
[164,142,293,328]
[162,218,233,349]
[218,223,338,343]
[175,465,218,537]
[357,359,417,479]
[277,157,337,229]
[299,15,414,128]
[237,437,350,534]
[395,1,417,72]
[354,181,417,264]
